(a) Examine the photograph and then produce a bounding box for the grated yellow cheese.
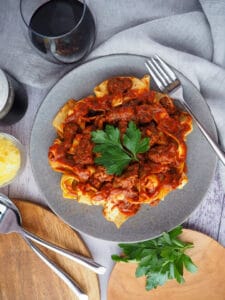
[0,136,21,186]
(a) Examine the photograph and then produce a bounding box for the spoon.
[0,193,105,275]
[0,194,88,300]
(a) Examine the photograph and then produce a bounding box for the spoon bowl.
[0,194,23,234]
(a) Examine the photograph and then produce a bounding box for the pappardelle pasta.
[48,75,192,228]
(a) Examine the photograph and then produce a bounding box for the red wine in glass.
[21,0,95,64]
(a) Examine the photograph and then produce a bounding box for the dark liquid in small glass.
[0,75,28,126]
[29,0,95,63]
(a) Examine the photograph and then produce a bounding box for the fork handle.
[23,237,88,300]
[21,229,106,274]
[182,101,225,165]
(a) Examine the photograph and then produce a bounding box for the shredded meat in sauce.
[49,76,192,225]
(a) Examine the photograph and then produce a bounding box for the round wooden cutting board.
[108,229,225,300]
[0,199,100,300]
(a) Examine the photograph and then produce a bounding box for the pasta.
[48,75,192,228]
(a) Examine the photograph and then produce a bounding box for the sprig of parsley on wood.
[91,121,150,175]
[112,226,197,291]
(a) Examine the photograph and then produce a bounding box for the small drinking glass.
[0,133,26,188]
[20,0,96,64]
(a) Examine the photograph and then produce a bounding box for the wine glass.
[20,0,96,64]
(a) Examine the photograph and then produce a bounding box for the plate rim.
[30,53,218,242]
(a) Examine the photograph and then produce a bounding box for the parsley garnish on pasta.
[91,121,150,175]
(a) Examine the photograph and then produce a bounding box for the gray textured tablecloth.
[1,0,225,188]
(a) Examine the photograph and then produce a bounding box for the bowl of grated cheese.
[0,133,26,187]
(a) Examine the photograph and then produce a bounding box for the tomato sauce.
[48,77,192,219]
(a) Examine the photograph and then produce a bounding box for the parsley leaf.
[112,226,198,291]
[91,121,150,175]
[94,146,131,176]
[123,121,150,160]
[91,124,123,149]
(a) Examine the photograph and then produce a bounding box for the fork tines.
[145,55,178,93]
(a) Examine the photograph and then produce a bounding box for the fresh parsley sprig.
[112,226,198,291]
[91,121,150,175]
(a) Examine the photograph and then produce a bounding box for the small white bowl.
[0,133,26,187]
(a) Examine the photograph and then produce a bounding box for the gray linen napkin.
[0,0,225,188]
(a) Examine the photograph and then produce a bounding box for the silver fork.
[145,55,225,166]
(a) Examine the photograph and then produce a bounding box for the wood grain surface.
[0,199,100,300]
[107,229,225,300]
[0,80,224,300]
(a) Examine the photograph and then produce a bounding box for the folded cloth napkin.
[0,0,225,189]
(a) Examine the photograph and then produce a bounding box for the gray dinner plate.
[30,54,217,242]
